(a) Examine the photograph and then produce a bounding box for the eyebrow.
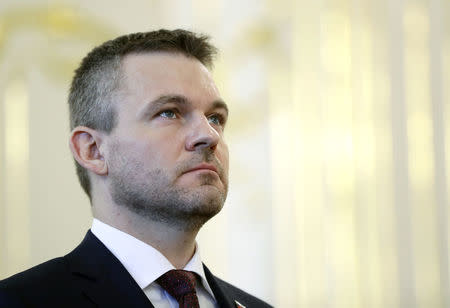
[139,94,229,118]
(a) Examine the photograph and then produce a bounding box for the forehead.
[120,52,219,99]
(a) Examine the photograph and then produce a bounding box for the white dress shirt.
[91,219,217,308]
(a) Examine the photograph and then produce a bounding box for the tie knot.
[157,270,198,300]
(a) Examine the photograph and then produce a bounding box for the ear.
[69,126,108,176]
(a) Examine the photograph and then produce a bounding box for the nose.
[185,114,220,151]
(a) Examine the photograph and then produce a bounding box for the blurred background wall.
[0,0,449,307]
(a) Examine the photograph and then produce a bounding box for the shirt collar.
[91,218,215,298]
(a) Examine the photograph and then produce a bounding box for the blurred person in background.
[0,29,272,308]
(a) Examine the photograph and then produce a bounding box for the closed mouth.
[184,163,218,174]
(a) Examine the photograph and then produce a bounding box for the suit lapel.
[203,264,235,308]
[65,231,154,308]
[66,231,246,308]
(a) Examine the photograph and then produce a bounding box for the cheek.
[218,143,229,170]
[134,135,183,169]
[109,137,155,167]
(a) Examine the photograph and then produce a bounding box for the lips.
[184,163,218,174]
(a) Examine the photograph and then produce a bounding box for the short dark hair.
[68,29,218,200]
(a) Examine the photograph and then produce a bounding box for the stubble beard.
[108,150,228,232]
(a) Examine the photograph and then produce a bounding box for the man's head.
[68,30,229,230]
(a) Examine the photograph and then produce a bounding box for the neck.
[93,203,199,269]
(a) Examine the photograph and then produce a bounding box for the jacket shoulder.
[0,257,74,307]
[0,257,68,290]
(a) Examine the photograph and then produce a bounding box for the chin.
[190,188,226,213]
[179,178,226,196]
[174,195,225,231]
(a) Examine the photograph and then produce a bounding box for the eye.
[208,114,226,126]
[159,110,177,119]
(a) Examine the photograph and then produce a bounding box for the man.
[0,29,272,308]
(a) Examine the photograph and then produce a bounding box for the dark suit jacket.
[0,231,272,308]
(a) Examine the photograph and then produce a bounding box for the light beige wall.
[1,0,449,307]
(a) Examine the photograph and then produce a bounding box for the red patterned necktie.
[156,269,200,308]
